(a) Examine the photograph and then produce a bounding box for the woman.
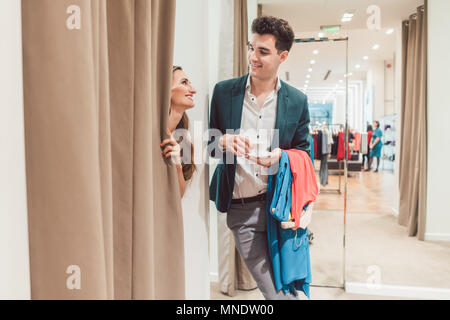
[161,66,210,300]
[363,124,373,170]
[160,66,197,197]
[368,120,383,172]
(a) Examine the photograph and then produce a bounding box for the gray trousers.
[226,199,298,300]
[320,154,328,186]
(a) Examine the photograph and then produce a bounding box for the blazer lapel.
[272,82,289,148]
[230,74,249,132]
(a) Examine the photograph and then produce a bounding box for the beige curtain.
[398,3,427,240]
[22,0,184,299]
[218,0,257,297]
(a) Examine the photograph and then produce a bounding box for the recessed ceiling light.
[372,44,380,50]
[339,80,343,83]
[386,28,394,35]
[310,60,316,65]
[363,56,369,60]
[305,80,310,84]
[313,50,319,55]
[306,75,311,78]
[341,11,354,23]
[308,68,313,72]
[355,64,361,69]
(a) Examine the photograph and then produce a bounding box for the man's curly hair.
[251,16,295,53]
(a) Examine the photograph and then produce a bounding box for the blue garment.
[309,135,314,164]
[370,128,383,158]
[266,151,312,298]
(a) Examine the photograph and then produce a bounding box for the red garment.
[285,149,319,229]
[367,131,373,147]
[353,132,361,151]
[313,134,318,159]
[337,131,351,161]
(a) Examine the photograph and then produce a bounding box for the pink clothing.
[285,149,319,229]
[354,132,361,151]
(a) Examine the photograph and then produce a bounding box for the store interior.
[197,0,450,300]
[2,0,450,300]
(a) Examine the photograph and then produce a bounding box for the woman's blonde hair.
[172,66,196,181]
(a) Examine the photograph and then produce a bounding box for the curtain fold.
[398,3,427,240]
[21,0,183,299]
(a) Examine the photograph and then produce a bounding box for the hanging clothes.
[353,132,361,151]
[337,131,351,161]
[313,134,318,160]
[331,134,339,156]
[316,130,323,159]
[360,133,368,155]
[320,130,329,186]
[321,130,330,155]
[285,149,319,229]
[266,151,312,298]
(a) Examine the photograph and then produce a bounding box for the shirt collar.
[246,75,282,93]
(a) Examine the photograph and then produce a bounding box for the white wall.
[425,0,450,242]
[368,60,386,121]
[0,0,31,299]
[174,0,211,299]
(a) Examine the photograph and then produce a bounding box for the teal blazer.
[208,74,311,213]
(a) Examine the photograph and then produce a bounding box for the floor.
[210,282,411,300]
[210,167,450,300]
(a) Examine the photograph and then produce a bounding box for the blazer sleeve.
[290,95,311,153]
[207,84,225,160]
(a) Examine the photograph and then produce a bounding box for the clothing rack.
[311,124,344,194]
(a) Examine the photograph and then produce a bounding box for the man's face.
[247,33,289,81]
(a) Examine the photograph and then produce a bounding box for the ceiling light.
[318,32,325,38]
[363,56,369,60]
[305,80,310,84]
[386,28,394,35]
[372,44,380,50]
[308,68,313,72]
[313,50,319,55]
[339,80,343,83]
[355,64,361,69]
[310,60,316,65]
[306,75,311,78]
[341,11,354,23]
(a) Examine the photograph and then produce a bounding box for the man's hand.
[219,134,251,157]
[246,147,282,168]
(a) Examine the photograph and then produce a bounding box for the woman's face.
[171,69,196,110]
[373,121,378,129]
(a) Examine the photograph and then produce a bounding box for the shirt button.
[257,135,260,139]
[259,116,262,119]
[256,173,259,177]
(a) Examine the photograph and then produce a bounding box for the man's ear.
[280,50,289,63]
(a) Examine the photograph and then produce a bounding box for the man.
[208,16,310,300]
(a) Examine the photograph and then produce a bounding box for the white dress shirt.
[232,76,281,199]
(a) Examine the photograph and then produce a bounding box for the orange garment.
[354,132,361,151]
[285,149,319,229]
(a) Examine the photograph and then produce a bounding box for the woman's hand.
[161,129,182,166]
